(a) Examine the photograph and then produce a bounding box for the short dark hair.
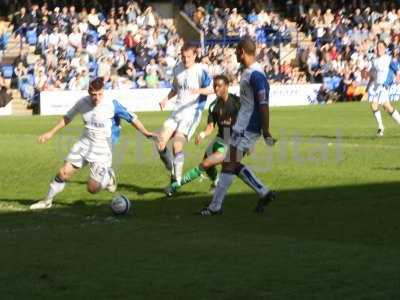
[89,77,104,92]
[181,42,197,53]
[237,36,256,55]
[214,74,229,85]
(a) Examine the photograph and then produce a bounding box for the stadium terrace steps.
[11,90,33,116]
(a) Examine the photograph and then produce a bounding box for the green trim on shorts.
[212,138,228,154]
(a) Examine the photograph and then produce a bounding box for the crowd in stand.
[294,0,400,101]
[2,0,400,105]
[183,0,400,102]
[6,1,182,103]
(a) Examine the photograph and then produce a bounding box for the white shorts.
[368,85,390,104]
[230,129,261,153]
[65,139,112,183]
[163,109,203,141]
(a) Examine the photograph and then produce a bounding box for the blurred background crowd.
[0,0,399,105]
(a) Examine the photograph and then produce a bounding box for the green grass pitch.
[0,102,399,299]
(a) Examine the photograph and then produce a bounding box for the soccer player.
[157,43,212,187]
[164,74,240,196]
[199,37,276,216]
[30,77,155,210]
[368,41,400,137]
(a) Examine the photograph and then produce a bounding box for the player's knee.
[200,161,211,170]
[87,181,100,194]
[222,162,241,173]
[58,169,69,181]
[157,140,166,152]
[172,135,186,152]
[383,104,394,113]
[371,103,379,111]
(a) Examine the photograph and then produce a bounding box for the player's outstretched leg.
[200,170,234,215]
[237,164,275,213]
[30,162,77,210]
[383,101,400,126]
[158,147,173,173]
[371,102,384,137]
[165,151,224,196]
[171,132,186,185]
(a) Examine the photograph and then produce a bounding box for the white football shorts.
[368,84,390,104]
[230,129,261,153]
[65,138,112,183]
[163,109,203,141]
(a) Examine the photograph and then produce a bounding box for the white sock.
[45,176,66,200]
[373,110,384,129]
[208,172,235,211]
[173,152,184,184]
[238,165,269,198]
[391,110,400,125]
[100,168,112,189]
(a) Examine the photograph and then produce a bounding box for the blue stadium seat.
[255,28,266,43]
[26,30,37,45]
[2,64,13,78]
[87,30,99,42]
[0,32,10,49]
[127,50,136,63]
[88,61,98,77]
[26,74,35,86]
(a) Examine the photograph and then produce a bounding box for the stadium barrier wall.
[0,101,12,116]
[40,84,322,115]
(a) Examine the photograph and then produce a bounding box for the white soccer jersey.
[66,96,136,150]
[371,54,392,85]
[233,62,269,134]
[172,62,211,114]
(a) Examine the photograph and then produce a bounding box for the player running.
[199,37,276,216]
[164,74,240,196]
[157,43,212,188]
[368,41,400,137]
[30,77,155,210]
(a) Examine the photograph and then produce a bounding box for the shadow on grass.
[69,180,199,197]
[0,182,400,299]
[0,181,399,243]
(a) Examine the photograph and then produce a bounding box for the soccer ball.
[110,195,131,215]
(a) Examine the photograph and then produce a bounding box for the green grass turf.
[0,102,400,299]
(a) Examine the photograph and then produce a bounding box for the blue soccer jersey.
[233,62,269,134]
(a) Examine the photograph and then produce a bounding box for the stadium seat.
[255,28,266,43]
[87,30,99,42]
[0,32,10,50]
[88,61,98,77]
[127,50,136,63]
[1,64,13,79]
[26,30,37,45]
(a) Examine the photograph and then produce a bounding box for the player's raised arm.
[131,118,157,139]
[38,116,71,144]
[37,95,84,144]
[113,100,156,139]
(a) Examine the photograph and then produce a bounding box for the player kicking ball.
[368,41,400,137]
[199,37,276,216]
[30,77,155,210]
[164,75,240,196]
[157,43,212,188]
